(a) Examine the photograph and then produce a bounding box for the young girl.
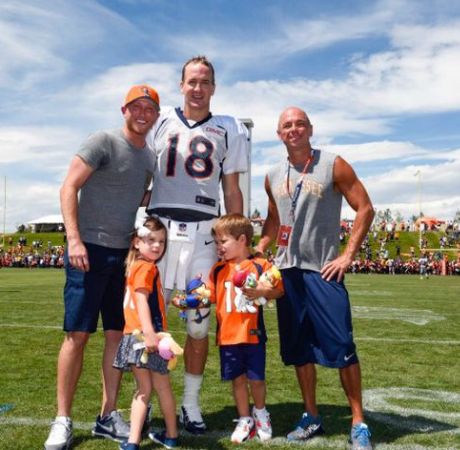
[113,217,178,450]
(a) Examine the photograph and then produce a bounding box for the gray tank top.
[267,149,342,272]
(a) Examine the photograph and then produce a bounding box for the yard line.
[356,337,460,345]
[2,323,460,346]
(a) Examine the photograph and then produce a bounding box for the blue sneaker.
[350,423,372,450]
[148,430,178,449]
[119,442,139,450]
[179,405,206,435]
[286,412,325,441]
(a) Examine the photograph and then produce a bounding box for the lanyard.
[286,150,315,222]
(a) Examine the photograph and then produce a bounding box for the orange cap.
[123,85,160,107]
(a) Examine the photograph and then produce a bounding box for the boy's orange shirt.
[123,259,167,334]
[207,257,283,345]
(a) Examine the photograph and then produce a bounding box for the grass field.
[0,269,459,449]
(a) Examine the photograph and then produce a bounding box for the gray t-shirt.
[267,149,342,272]
[77,129,155,249]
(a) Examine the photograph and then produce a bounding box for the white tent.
[27,214,64,232]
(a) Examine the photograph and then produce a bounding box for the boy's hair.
[125,216,167,274]
[181,55,215,85]
[212,213,253,246]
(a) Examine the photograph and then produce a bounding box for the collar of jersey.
[175,107,213,129]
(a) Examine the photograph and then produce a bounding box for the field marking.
[2,322,460,345]
[364,388,460,435]
[356,337,460,345]
[352,306,445,325]
[351,290,393,296]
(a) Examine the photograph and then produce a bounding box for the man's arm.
[255,175,280,254]
[60,156,94,271]
[222,172,243,214]
[321,156,375,281]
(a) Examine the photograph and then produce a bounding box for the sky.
[1,0,460,232]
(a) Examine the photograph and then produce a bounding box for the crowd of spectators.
[2,222,460,275]
[341,220,460,276]
[0,236,65,268]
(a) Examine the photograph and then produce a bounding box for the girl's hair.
[125,216,167,274]
[212,213,253,246]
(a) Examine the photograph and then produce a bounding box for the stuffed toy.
[175,276,211,309]
[255,265,282,305]
[232,265,281,310]
[232,268,257,313]
[132,329,184,370]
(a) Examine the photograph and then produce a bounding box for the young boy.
[208,213,283,443]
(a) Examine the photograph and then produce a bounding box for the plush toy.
[255,265,282,306]
[132,329,184,370]
[174,276,211,309]
[232,268,257,313]
[232,265,282,310]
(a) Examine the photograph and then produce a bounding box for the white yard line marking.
[1,323,459,345]
[352,306,445,325]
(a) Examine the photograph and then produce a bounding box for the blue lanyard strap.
[287,150,315,221]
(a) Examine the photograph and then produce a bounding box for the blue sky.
[1,0,460,231]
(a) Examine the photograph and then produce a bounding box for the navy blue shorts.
[63,243,128,333]
[277,268,358,368]
[219,342,266,381]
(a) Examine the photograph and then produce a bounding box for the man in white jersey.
[146,56,249,434]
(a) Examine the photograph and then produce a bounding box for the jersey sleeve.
[220,116,250,175]
[131,261,156,293]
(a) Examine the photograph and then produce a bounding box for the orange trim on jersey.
[123,259,167,334]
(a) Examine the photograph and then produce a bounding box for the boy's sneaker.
[252,407,272,441]
[286,412,325,441]
[148,430,178,449]
[350,423,373,450]
[119,442,139,450]
[180,405,206,434]
[92,410,130,442]
[44,416,73,450]
[231,416,256,444]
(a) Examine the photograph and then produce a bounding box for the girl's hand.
[143,332,159,353]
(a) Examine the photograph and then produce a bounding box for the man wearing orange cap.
[44,85,160,450]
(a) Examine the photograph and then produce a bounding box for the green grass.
[0,269,459,449]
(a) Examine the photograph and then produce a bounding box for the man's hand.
[67,238,90,271]
[321,254,353,282]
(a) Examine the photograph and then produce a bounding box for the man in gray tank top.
[45,85,159,450]
[256,107,375,450]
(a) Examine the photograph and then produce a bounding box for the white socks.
[182,372,203,410]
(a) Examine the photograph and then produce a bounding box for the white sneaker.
[231,416,255,443]
[252,407,272,441]
[44,416,73,450]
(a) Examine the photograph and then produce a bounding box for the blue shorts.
[219,342,266,381]
[63,243,128,333]
[277,268,358,368]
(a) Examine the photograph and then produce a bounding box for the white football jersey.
[147,107,249,220]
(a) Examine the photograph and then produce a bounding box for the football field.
[0,269,459,449]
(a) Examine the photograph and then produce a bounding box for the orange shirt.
[123,259,167,334]
[208,257,281,345]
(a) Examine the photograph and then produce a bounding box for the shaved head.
[278,107,310,132]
